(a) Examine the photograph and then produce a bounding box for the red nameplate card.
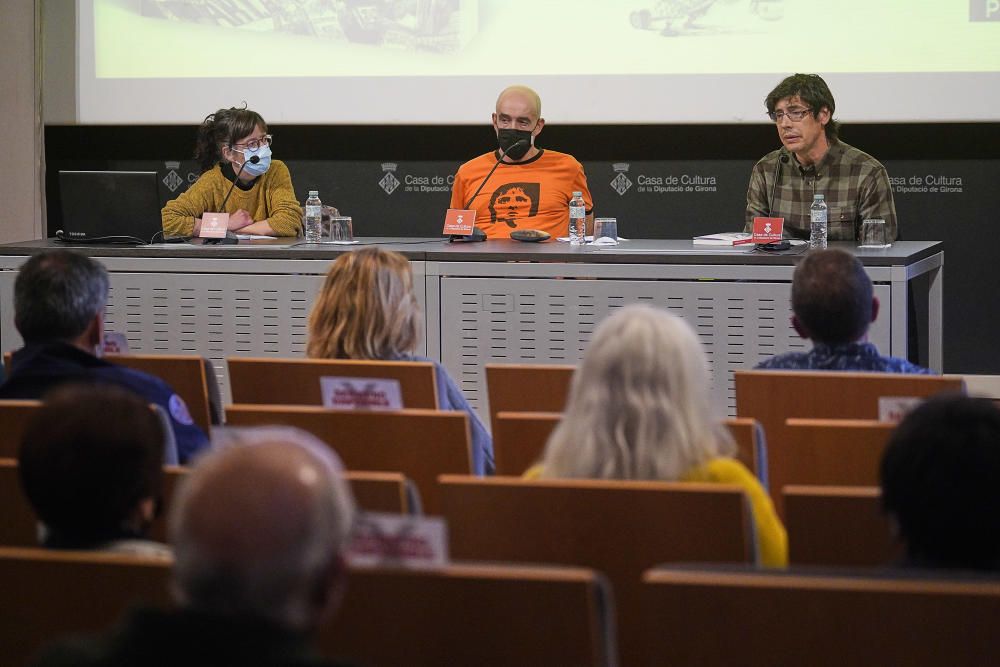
[200,212,229,238]
[443,208,476,235]
[752,217,784,244]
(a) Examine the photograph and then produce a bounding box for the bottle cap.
[308,190,319,196]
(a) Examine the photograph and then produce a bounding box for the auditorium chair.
[227,357,439,408]
[3,352,219,433]
[438,474,752,664]
[484,363,575,434]
[783,484,899,567]
[106,353,221,432]
[0,546,173,666]
[225,405,470,513]
[323,563,616,667]
[640,565,1000,666]
[0,547,615,667]
[0,399,42,458]
[735,370,964,511]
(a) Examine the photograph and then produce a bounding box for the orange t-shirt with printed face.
[450,149,594,239]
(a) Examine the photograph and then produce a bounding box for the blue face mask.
[237,144,272,177]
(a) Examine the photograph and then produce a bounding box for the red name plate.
[752,217,784,243]
[443,208,476,235]
[200,212,229,238]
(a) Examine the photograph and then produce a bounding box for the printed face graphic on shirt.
[488,182,540,228]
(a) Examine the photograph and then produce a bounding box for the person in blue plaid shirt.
[746,73,898,242]
[756,248,931,374]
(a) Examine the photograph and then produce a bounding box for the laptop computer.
[57,170,165,244]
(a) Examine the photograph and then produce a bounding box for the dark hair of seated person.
[791,248,873,345]
[18,383,166,549]
[880,394,1000,572]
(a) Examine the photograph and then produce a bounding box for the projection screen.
[77,0,1000,125]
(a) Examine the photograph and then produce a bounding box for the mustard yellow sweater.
[524,457,788,568]
[161,160,302,237]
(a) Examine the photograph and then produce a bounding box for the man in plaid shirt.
[745,74,898,242]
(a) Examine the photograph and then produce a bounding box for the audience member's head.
[170,427,356,631]
[18,383,165,548]
[14,249,109,350]
[541,304,734,480]
[791,248,876,345]
[880,394,1000,571]
[307,247,421,360]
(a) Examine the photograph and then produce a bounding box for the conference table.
[0,238,943,419]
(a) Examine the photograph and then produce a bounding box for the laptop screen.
[57,171,164,244]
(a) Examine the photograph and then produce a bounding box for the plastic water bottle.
[569,191,586,245]
[810,193,828,249]
[304,190,323,242]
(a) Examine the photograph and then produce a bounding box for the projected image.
[77,0,1000,123]
[141,0,475,52]
[628,0,783,37]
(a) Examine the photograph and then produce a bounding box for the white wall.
[0,1,44,243]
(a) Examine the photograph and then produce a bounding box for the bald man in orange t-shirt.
[450,85,594,240]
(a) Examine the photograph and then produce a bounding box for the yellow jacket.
[161,160,302,237]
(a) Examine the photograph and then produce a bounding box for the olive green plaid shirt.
[745,140,898,241]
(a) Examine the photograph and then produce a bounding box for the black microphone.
[450,139,529,243]
[219,154,260,212]
[463,139,528,209]
[767,150,789,217]
[757,151,792,252]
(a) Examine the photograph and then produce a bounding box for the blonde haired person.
[536,304,787,567]
[308,247,493,474]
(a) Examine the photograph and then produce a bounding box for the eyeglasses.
[768,108,813,122]
[231,134,272,151]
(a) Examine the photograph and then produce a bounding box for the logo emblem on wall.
[163,161,183,192]
[610,163,633,196]
[379,163,401,195]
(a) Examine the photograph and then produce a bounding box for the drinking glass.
[859,219,890,248]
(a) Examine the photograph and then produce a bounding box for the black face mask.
[497,128,533,160]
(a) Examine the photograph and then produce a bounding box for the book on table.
[693,232,753,246]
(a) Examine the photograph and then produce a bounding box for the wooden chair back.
[323,563,616,667]
[438,474,751,664]
[485,363,574,434]
[227,357,439,408]
[0,546,172,666]
[0,399,42,458]
[493,411,561,475]
[784,485,899,567]
[777,418,895,493]
[105,354,218,433]
[640,566,1000,666]
[735,370,964,510]
[0,547,615,667]
[225,405,470,513]
[492,411,765,480]
[0,459,37,547]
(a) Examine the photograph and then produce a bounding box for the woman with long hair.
[162,105,302,238]
[537,304,786,566]
[308,247,494,474]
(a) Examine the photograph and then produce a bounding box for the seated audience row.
[0,248,494,473]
